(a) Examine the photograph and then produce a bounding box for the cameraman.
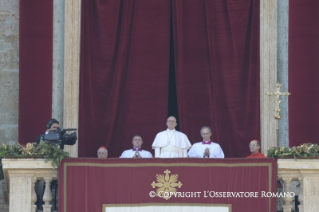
[34,118,76,149]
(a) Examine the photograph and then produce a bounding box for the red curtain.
[79,0,260,158]
[79,0,171,157]
[172,0,260,157]
[19,0,53,144]
[289,1,319,146]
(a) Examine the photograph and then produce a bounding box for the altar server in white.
[152,116,192,158]
[188,126,224,158]
[120,134,153,158]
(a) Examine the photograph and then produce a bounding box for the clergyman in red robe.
[246,139,266,158]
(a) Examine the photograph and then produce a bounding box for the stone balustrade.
[2,158,58,212]
[278,158,319,212]
[2,158,319,212]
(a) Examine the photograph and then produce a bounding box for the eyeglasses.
[167,120,176,123]
[201,133,211,136]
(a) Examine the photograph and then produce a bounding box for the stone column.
[277,0,289,147]
[63,0,82,157]
[52,0,65,124]
[0,0,19,145]
[8,171,33,212]
[42,177,53,212]
[260,0,278,153]
[303,176,319,212]
[282,177,293,212]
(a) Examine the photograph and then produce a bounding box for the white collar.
[167,128,176,132]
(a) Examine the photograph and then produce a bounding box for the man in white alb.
[152,116,191,158]
[188,126,224,158]
[120,134,153,158]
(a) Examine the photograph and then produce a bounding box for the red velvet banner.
[59,158,277,212]
[289,1,319,146]
[19,0,53,144]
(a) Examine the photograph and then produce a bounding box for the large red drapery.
[19,0,53,144]
[172,0,260,157]
[289,1,319,146]
[59,158,277,212]
[79,1,171,157]
[79,0,260,158]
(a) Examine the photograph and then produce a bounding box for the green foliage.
[267,143,319,159]
[0,141,69,179]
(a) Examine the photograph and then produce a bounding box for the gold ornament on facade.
[266,82,291,120]
[151,169,182,200]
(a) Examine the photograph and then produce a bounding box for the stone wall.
[0,0,19,145]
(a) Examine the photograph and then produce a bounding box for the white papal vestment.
[152,129,192,158]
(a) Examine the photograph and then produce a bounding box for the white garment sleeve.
[154,148,160,158]
[183,149,188,157]
[145,151,153,158]
[188,145,198,158]
[211,145,225,158]
[119,151,126,158]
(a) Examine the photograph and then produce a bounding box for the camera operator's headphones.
[46,118,59,129]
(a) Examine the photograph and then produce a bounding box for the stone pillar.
[0,0,19,145]
[42,177,53,212]
[52,0,65,124]
[303,177,319,212]
[63,0,82,157]
[260,0,278,153]
[8,171,33,212]
[282,177,293,212]
[277,0,289,147]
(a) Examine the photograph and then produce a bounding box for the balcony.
[2,158,319,212]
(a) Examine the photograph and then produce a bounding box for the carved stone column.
[282,177,293,212]
[63,0,82,157]
[260,0,278,153]
[42,177,53,212]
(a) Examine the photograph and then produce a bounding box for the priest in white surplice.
[120,134,153,158]
[188,126,224,158]
[152,116,191,158]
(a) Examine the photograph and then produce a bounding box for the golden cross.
[266,82,291,120]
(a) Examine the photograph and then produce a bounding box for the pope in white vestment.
[152,116,191,158]
[188,126,224,158]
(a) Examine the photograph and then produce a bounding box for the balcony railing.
[2,158,319,212]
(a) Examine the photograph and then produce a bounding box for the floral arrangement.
[0,141,69,179]
[267,143,319,158]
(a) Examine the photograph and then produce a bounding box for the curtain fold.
[172,0,260,157]
[79,0,171,157]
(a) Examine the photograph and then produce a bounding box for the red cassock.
[246,152,266,158]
